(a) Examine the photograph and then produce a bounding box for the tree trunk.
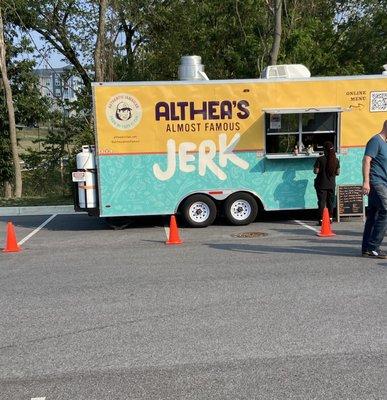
[118,9,135,70]
[0,7,22,198]
[4,180,12,198]
[95,0,108,82]
[269,0,282,66]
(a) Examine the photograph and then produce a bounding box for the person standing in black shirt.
[313,141,340,225]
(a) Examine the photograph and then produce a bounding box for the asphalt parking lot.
[0,212,385,400]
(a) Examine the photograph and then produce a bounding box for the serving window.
[264,108,341,157]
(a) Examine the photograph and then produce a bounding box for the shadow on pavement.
[205,242,361,258]
[0,209,368,235]
[0,214,169,232]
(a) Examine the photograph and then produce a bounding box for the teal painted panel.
[98,148,365,216]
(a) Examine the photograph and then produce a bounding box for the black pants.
[315,188,335,220]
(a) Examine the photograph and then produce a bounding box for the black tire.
[223,192,258,225]
[182,194,217,227]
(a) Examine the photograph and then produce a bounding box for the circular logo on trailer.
[106,93,142,130]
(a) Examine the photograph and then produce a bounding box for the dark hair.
[323,141,337,176]
[115,103,131,121]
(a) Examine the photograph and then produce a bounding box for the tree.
[139,0,272,79]
[0,5,22,197]
[267,0,282,66]
[9,0,94,90]
[0,4,50,198]
[0,114,13,198]
[280,0,339,75]
[9,0,149,86]
[333,0,387,74]
[112,0,151,81]
[94,0,108,82]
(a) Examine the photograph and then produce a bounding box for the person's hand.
[362,182,370,195]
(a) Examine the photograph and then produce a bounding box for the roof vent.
[261,64,311,79]
[178,55,209,81]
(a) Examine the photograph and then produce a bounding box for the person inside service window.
[313,141,340,225]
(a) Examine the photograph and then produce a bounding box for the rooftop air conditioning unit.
[261,64,311,79]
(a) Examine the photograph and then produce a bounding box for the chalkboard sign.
[337,185,365,222]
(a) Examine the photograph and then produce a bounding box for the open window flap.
[262,107,348,114]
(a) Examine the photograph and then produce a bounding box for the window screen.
[265,111,339,154]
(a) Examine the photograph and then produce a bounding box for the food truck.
[73,56,387,227]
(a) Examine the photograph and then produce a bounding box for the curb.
[0,205,83,216]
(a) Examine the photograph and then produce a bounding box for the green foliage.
[333,0,387,75]
[116,0,385,79]
[0,20,48,191]
[22,97,93,197]
[0,133,13,184]
[21,165,73,197]
[139,0,270,79]
[0,193,72,207]
[10,59,50,125]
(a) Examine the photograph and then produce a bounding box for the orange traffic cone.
[317,207,335,237]
[166,215,183,245]
[3,221,21,252]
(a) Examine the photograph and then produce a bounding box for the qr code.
[370,91,387,112]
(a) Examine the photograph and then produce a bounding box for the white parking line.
[31,397,46,400]
[293,219,319,233]
[164,225,170,239]
[18,214,58,246]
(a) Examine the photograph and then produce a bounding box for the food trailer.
[73,56,387,227]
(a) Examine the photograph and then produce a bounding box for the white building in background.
[34,66,82,113]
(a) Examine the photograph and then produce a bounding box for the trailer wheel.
[182,194,217,227]
[224,192,258,225]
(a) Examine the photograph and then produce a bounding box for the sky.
[26,30,68,69]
